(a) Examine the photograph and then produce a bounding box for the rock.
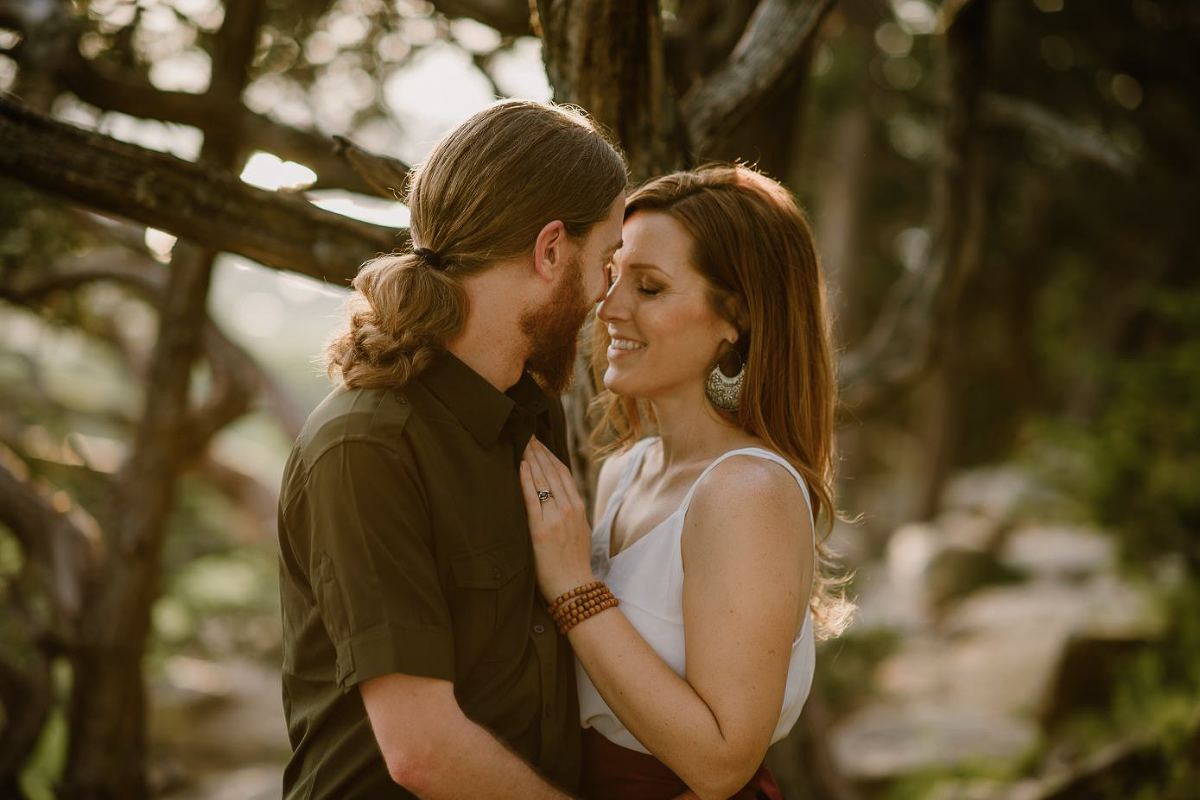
[883,522,942,628]
[935,509,1005,552]
[830,703,1038,780]
[163,763,282,800]
[941,466,1040,521]
[151,656,290,767]
[926,778,1046,800]
[940,575,1160,641]
[1000,525,1116,579]
[876,630,1066,716]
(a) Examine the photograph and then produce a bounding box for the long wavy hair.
[325,100,627,389]
[590,164,855,640]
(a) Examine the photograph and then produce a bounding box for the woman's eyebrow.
[626,262,668,275]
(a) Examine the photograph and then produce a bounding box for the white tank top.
[577,437,818,754]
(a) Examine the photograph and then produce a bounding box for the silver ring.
[537,489,554,503]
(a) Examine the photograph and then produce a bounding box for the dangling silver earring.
[705,348,745,411]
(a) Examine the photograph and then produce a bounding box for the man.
[276,100,626,798]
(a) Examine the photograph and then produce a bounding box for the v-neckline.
[602,439,788,561]
[605,439,694,560]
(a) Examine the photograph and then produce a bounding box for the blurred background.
[0,1,1197,799]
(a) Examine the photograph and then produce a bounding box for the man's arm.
[360,673,570,799]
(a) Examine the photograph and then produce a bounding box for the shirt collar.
[418,350,550,447]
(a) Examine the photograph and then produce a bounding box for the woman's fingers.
[531,438,579,509]
[524,444,558,520]
[517,460,541,522]
[532,439,578,512]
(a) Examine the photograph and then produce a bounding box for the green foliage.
[17,659,71,800]
[1033,279,1200,573]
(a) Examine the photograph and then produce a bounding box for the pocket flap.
[450,540,527,588]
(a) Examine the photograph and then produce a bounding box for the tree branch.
[1,248,306,453]
[0,96,401,285]
[838,0,989,413]
[62,4,270,791]
[0,0,387,195]
[0,452,97,641]
[332,134,413,199]
[982,92,1139,177]
[680,0,835,157]
[427,0,534,37]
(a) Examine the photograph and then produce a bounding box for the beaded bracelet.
[551,585,609,618]
[556,595,619,635]
[547,580,605,616]
[552,588,610,623]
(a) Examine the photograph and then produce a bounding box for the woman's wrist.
[549,581,619,635]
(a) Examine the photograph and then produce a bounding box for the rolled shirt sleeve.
[292,439,455,689]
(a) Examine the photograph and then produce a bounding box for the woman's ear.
[533,220,566,281]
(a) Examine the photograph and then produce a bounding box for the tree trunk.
[58,3,265,796]
[536,0,687,182]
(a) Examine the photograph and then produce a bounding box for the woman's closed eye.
[637,282,662,296]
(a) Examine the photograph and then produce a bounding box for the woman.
[519,164,853,800]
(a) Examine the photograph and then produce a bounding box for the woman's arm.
[521,440,813,800]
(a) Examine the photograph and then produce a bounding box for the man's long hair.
[325,100,627,390]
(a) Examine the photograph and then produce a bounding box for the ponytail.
[324,254,466,390]
[322,99,627,390]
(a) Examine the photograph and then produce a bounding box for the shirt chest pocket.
[449,539,531,664]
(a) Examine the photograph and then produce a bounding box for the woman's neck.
[648,386,750,474]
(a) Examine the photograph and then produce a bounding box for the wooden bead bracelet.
[547,580,605,616]
[549,581,619,634]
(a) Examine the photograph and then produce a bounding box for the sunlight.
[239,151,319,191]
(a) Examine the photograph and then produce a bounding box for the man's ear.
[533,220,567,282]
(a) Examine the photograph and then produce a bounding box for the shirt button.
[533,624,546,635]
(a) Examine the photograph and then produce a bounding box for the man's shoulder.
[296,383,416,461]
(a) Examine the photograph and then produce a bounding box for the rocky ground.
[829,465,1168,798]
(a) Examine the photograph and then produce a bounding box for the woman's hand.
[519,436,596,603]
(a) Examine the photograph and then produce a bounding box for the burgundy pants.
[580,727,784,800]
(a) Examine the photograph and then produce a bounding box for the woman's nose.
[597,287,626,322]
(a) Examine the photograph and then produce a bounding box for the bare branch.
[427,0,534,36]
[332,134,413,199]
[53,50,384,195]
[0,96,401,285]
[681,0,835,157]
[982,92,1139,177]
[0,451,97,638]
[1,248,306,450]
[0,0,383,195]
[0,632,53,784]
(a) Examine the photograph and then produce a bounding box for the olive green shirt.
[277,351,580,799]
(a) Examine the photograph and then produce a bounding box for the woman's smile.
[607,336,646,359]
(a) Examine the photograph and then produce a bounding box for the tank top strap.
[678,447,817,552]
